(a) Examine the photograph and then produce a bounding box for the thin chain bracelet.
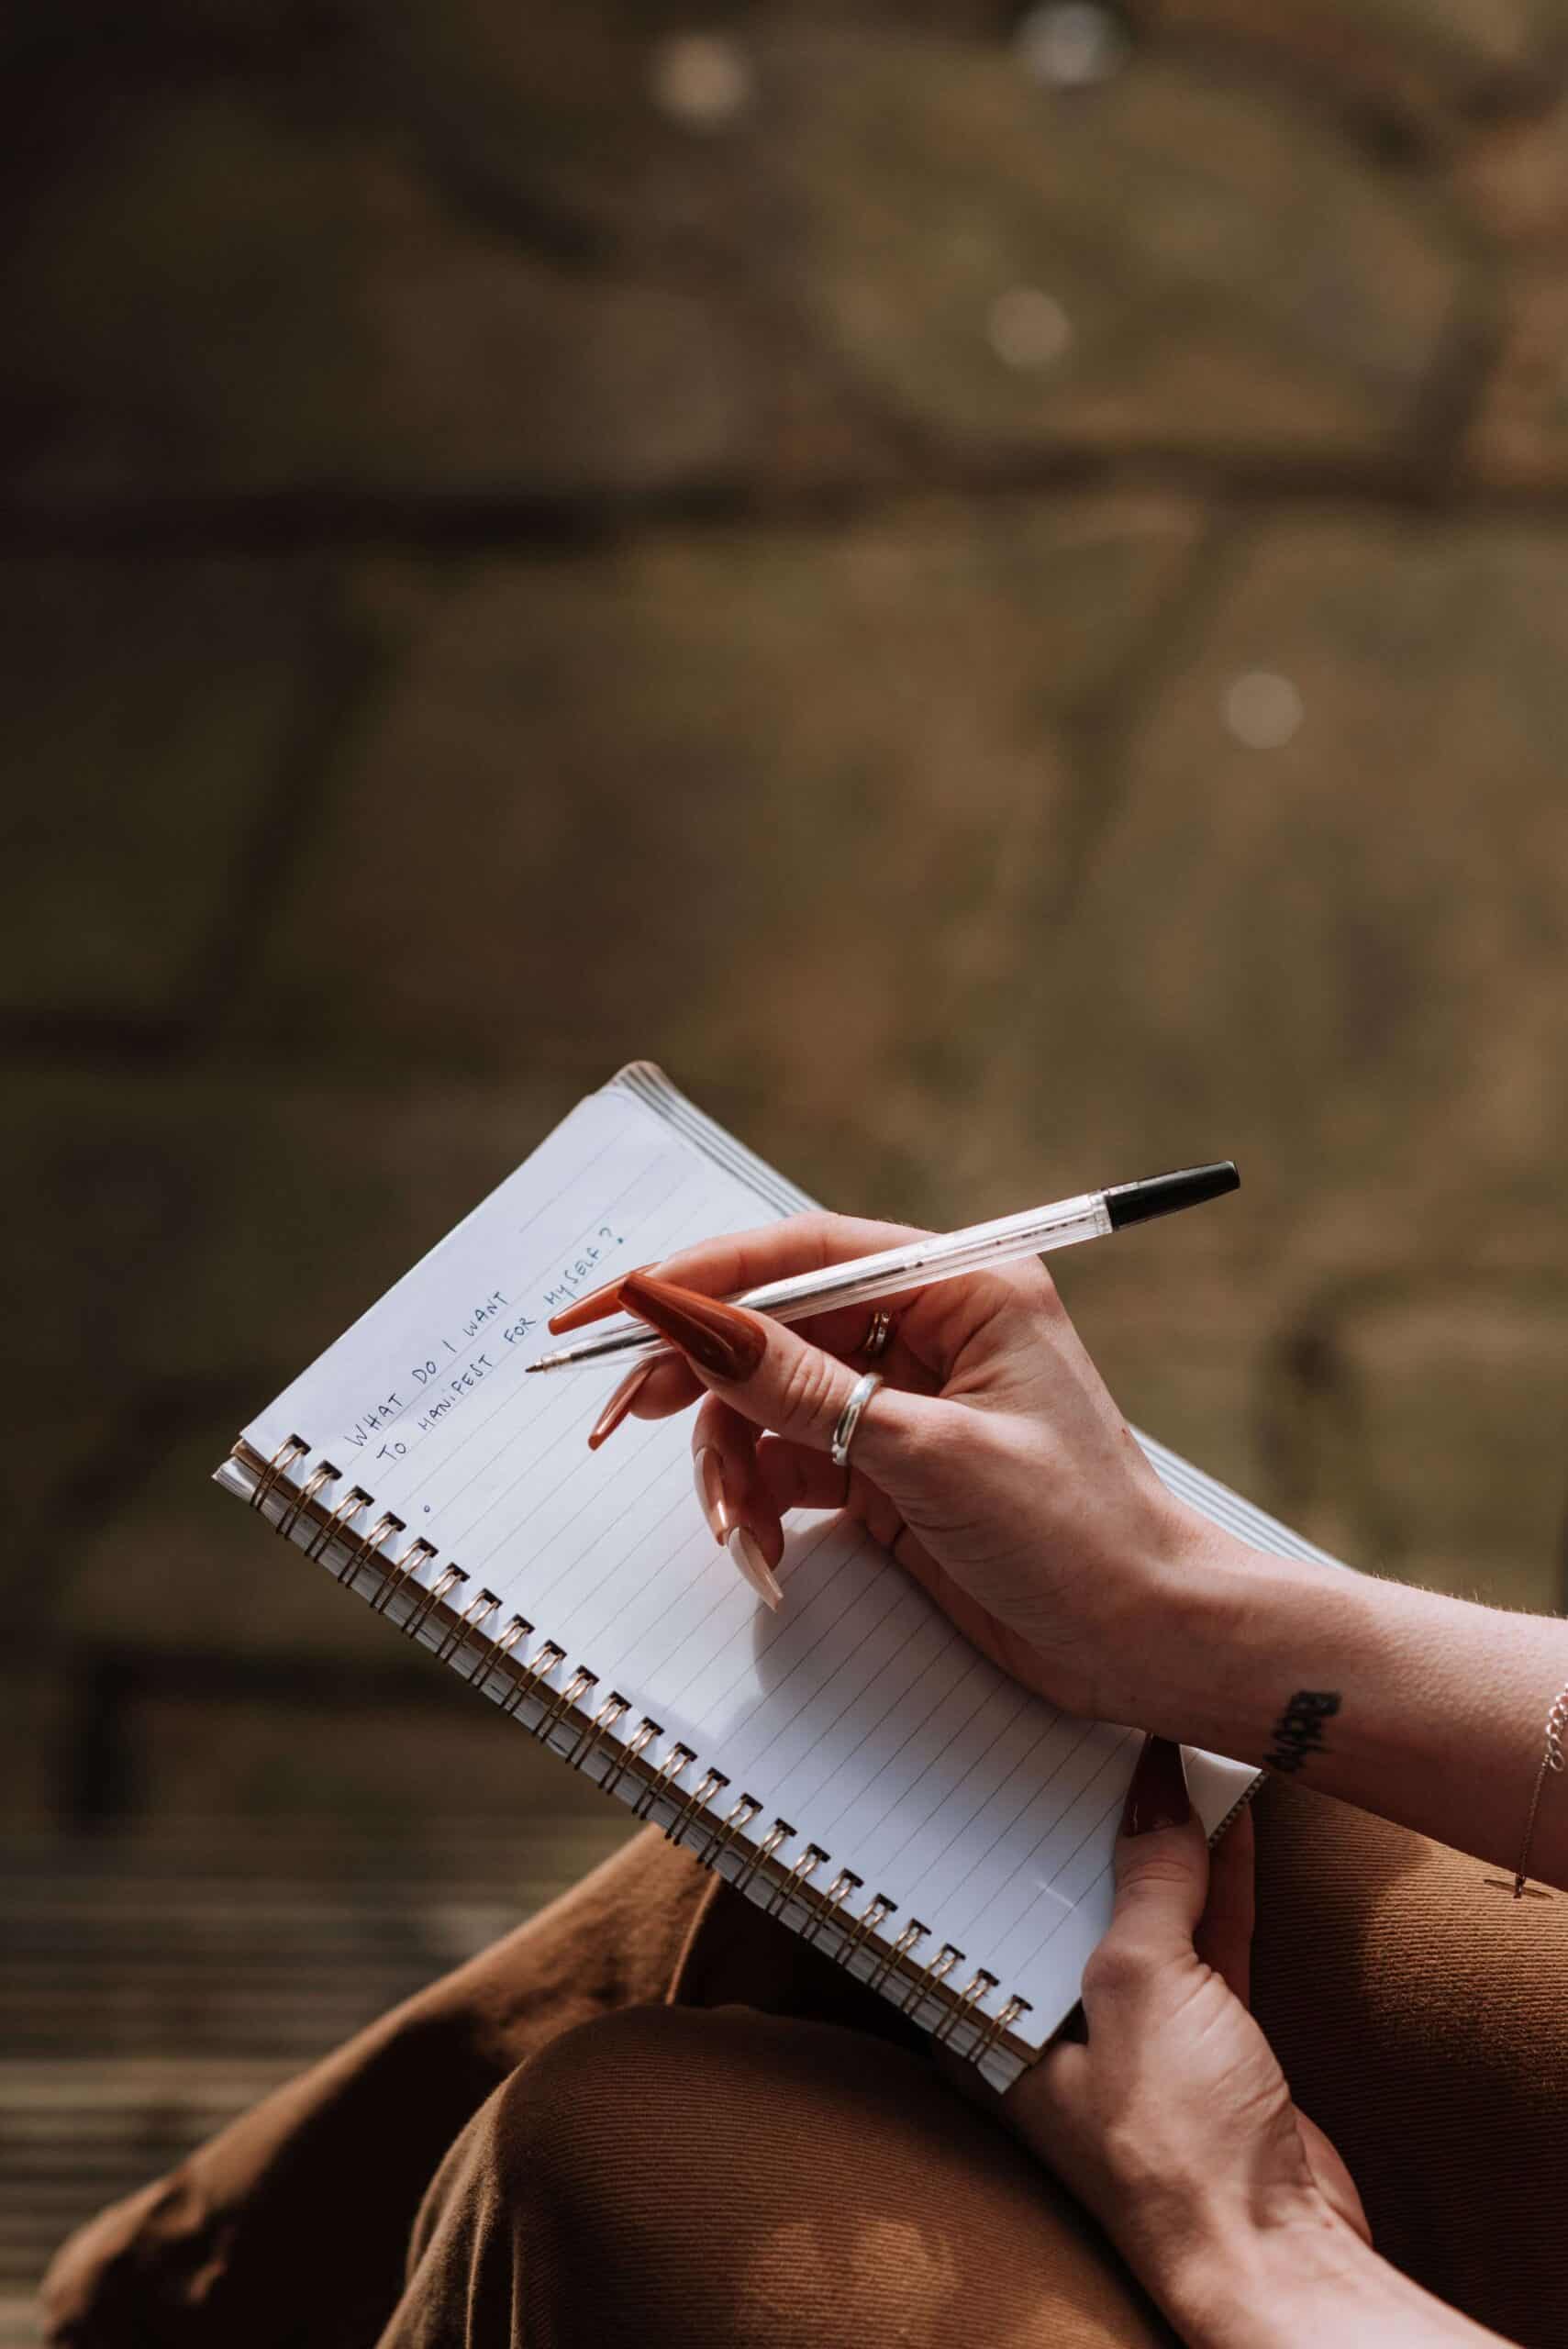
[1485,1679,1568,1902]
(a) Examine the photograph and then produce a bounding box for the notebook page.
[232,1079,1255,2057]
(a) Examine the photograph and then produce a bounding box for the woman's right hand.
[561,1208,1221,1730]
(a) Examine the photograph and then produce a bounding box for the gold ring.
[862,1308,894,1359]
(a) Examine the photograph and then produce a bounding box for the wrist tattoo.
[1265,1689,1340,1775]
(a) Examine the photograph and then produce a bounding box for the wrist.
[1136,1511,1291,1749]
[1161,2201,1417,2349]
[1139,1516,1366,1765]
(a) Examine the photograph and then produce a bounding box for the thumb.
[1105,1736,1209,1955]
[617,1269,934,1477]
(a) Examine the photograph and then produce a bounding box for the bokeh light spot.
[988,286,1074,372]
[1223,671,1305,749]
[649,33,752,129]
[1015,3,1129,90]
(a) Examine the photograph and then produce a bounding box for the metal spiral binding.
[230,1432,1042,2080]
[277,1458,339,1542]
[497,1639,565,1720]
[867,1916,928,1994]
[732,1816,793,1896]
[600,1714,660,1799]
[338,1509,405,1588]
[307,1486,370,1564]
[435,1587,500,1667]
[765,1841,827,1918]
[931,1968,998,2048]
[901,1942,962,2015]
[630,1740,695,1821]
[467,1612,530,1687]
[665,1765,728,1847]
[566,1690,630,1775]
[800,1866,861,1947]
[695,1791,762,1870]
[838,1889,895,1966]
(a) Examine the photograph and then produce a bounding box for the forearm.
[1152,1525,1568,1887]
[1163,2217,1509,2349]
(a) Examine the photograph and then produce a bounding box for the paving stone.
[5,1383,129,1604]
[1455,83,1568,244]
[1053,1259,1280,1511]
[9,1073,220,1382]
[1456,95,1568,484]
[0,1674,72,1830]
[1145,0,1553,131]
[5,83,769,501]
[6,26,1477,498]
[239,501,1198,1158]
[8,0,1568,1865]
[1055,1254,1565,1614]
[974,516,1568,1275]
[126,1681,634,1826]
[0,561,330,1023]
[762,35,1471,467]
[1264,1279,1568,1612]
[1462,263,1568,485]
[2,0,322,50]
[9,1070,586,1383]
[58,1410,417,1660]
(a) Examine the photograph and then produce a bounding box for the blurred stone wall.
[6,0,1566,1832]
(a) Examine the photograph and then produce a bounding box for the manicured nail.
[587,1362,654,1451]
[727,1525,783,1610]
[549,1264,657,1334]
[619,1272,767,1383]
[1119,1734,1191,1838]
[693,1445,736,1544]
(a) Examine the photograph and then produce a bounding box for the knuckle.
[691,1393,727,1448]
[882,1395,939,1476]
[868,1393,954,1493]
[794,1211,846,1267]
[783,1209,823,1241]
[1121,1852,1198,1898]
[1080,1937,1150,2006]
[778,1345,842,1439]
[1099,2116,1162,2192]
[1012,1255,1061,1310]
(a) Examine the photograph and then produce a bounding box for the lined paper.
[228,1072,1329,2058]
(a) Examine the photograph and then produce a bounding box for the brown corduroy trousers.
[41,1782,1567,2349]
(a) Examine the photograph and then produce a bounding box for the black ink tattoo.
[1265,1689,1340,1775]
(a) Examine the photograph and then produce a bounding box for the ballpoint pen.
[524,1162,1239,1376]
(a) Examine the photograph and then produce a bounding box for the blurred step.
[0,2297,41,2349]
[2,1820,634,2307]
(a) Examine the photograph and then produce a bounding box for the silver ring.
[862,1308,894,1360]
[830,1370,884,1470]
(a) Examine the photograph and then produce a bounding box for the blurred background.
[6,0,1568,2328]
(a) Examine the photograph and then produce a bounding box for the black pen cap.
[1103,1163,1240,1230]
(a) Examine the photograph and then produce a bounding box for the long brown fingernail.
[619,1272,766,1383]
[727,1525,783,1610]
[1119,1735,1190,1838]
[550,1264,656,1334]
[587,1361,654,1450]
[693,1445,736,1543]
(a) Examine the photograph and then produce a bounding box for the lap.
[381,2003,1177,2349]
[1248,1780,1568,2343]
[41,1785,1568,2349]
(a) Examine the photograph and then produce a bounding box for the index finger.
[550,1208,1051,1377]
[548,1211,926,1336]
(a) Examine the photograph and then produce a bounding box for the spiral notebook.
[217,1063,1341,2088]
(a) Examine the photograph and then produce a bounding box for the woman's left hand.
[1004,1736,1368,2335]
